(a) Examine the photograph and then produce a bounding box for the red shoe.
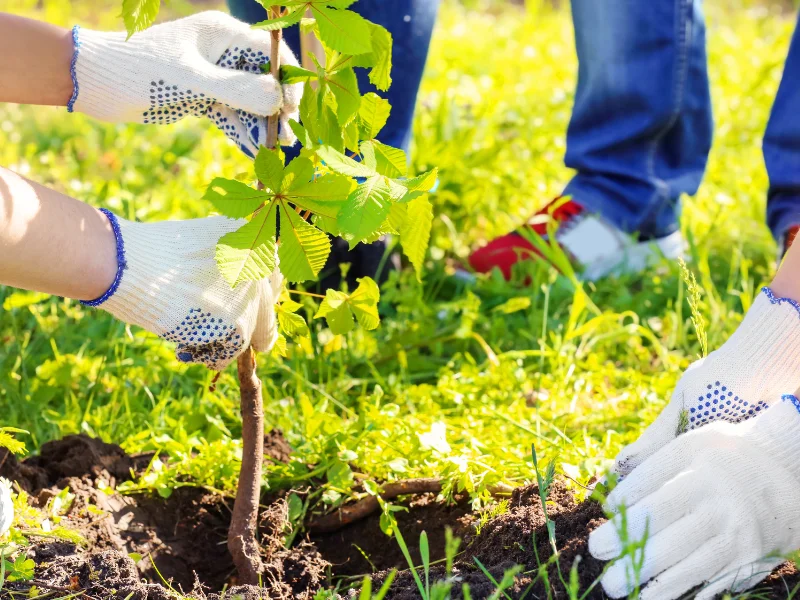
[468,197,685,281]
[780,225,800,262]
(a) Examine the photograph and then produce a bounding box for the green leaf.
[358,93,391,140]
[252,6,304,31]
[315,289,354,334]
[313,6,372,55]
[120,0,160,38]
[278,206,331,282]
[281,156,316,191]
[314,279,381,334]
[352,23,393,91]
[289,119,314,148]
[400,194,433,281]
[362,140,407,178]
[492,297,532,314]
[326,459,354,488]
[254,148,285,192]
[338,175,393,247]
[316,145,375,178]
[349,277,380,330]
[328,67,361,125]
[288,173,352,218]
[344,119,360,154]
[278,308,310,338]
[203,178,268,218]
[401,168,439,193]
[215,205,278,287]
[280,64,318,84]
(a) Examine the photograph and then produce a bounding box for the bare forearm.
[0,167,116,300]
[0,13,74,106]
[771,240,800,301]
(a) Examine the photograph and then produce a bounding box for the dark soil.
[3,434,798,599]
[367,483,607,600]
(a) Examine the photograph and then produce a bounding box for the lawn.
[0,0,797,597]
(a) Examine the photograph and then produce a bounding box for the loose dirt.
[1,434,799,599]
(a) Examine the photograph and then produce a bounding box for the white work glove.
[81,209,281,371]
[614,287,800,475]
[590,394,800,600]
[68,11,303,155]
[0,478,12,538]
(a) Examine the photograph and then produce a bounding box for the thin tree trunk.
[228,347,265,584]
[227,6,283,584]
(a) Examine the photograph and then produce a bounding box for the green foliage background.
[0,0,794,507]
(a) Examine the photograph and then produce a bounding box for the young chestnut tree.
[120,0,437,583]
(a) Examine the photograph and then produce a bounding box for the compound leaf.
[314,289,354,334]
[349,277,380,330]
[215,205,278,287]
[203,178,269,219]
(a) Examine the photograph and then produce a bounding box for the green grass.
[0,0,795,556]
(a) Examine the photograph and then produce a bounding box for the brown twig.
[307,478,516,534]
[228,347,266,584]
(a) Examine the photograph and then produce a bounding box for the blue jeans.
[565,0,800,242]
[227,0,439,162]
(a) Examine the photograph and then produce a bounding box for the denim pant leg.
[764,12,800,242]
[564,0,713,239]
[226,0,439,162]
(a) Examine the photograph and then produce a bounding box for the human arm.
[590,394,800,599]
[0,167,117,300]
[0,166,281,370]
[0,13,74,106]
[0,11,303,153]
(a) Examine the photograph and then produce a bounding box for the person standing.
[470,0,800,281]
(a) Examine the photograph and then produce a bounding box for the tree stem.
[229,346,265,584]
[228,7,283,582]
[266,6,282,148]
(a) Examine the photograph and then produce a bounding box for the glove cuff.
[67,27,130,119]
[80,208,127,307]
[720,287,800,391]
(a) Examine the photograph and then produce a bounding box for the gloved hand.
[590,394,800,600]
[0,478,12,537]
[614,287,800,475]
[82,209,282,370]
[68,11,303,155]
